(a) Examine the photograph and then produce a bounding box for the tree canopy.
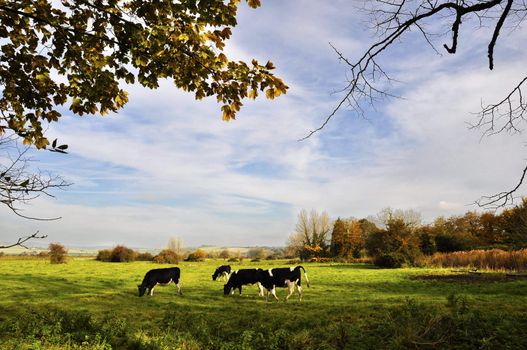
[0,0,287,149]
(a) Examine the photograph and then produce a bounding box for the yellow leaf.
[265,88,275,100]
[218,53,228,63]
[265,61,275,70]
[247,0,261,8]
[222,105,233,121]
[248,89,257,99]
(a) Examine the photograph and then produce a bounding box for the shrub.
[153,249,180,264]
[96,249,112,262]
[219,249,230,260]
[373,253,405,268]
[136,252,154,261]
[48,243,68,264]
[186,248,206,262]
[110,245,136,262]
[227,257,239,262]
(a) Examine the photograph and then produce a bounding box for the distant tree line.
[288,200,527,267]
[94,237,286,264]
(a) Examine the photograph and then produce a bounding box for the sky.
[1,1,527,249]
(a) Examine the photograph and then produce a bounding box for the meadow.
[0,258,526,349]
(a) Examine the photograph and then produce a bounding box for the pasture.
[0,258,526,349]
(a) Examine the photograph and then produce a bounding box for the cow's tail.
[297,266,310,287]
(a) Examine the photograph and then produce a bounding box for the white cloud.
[2,1,527,248]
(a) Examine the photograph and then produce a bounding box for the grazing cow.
[223,268,264,296]
[212,265,232,281]
[138,267,182,297]
[260,266,309,301]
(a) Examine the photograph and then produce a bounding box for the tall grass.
[421,249,527,272]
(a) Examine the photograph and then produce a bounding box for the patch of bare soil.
[411,273,527,283]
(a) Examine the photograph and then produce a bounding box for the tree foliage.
[0,0,287,149]
[330,218,365,259]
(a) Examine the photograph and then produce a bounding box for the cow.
[137,267,182,297]
[259,266,309,301]
[223,268,265,297]
[212,265,232,281]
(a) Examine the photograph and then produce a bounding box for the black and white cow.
[223,268,264,296]
[212,265,232,281]
[138,267,182,297]
[259,266,309,301]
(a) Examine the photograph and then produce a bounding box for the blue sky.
[1,1,527,249]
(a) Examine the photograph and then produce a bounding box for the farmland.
[1,258,526,349]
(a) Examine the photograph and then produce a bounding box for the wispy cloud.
[2,1,526,248]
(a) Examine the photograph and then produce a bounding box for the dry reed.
[421,249,527,272]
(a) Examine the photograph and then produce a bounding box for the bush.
[109,245,136,262]
[373,253,405,268]
[96,249,112,262]
[153,249,180,264]
[136,252,154,261]
[227,257,239,262]
[48,243,68,264]
[186,248,206,262]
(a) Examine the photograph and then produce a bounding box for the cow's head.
[212,269,219,281]
[223,283,232,295]
[137,284,147,297]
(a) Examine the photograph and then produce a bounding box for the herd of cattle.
[137,265,309,301]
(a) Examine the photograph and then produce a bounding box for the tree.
[167,236,184,262]
[499,198,527,248]
[365,216,422,267]
[219,249,230,260]
[48,242,67,264]
[247,247,268,260]
[330,218,365,259]
[290,208,332,260]
[304,0,525,206]
[330,217,347,256]
[0,0,287,149]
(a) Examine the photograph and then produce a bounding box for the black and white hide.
[212,265,232,281]
[259,266,309,301]
[223,268,264,296]
[138,267,182,297]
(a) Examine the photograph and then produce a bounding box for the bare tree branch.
[304,0,527,208]
[476,163,527,209]
[0,230,47,249]
[1,134,71,220]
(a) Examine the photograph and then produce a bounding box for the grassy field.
[0,258,526,349]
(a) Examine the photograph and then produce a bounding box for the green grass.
[1,258,526,349]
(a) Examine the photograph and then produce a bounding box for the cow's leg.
[149,285,155,296]
[257,282,264,297]
[285,280,295,301]
[297,285,303,301]
[271,286,279,301]
[176,280,182,295]
[238,286,242,295]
